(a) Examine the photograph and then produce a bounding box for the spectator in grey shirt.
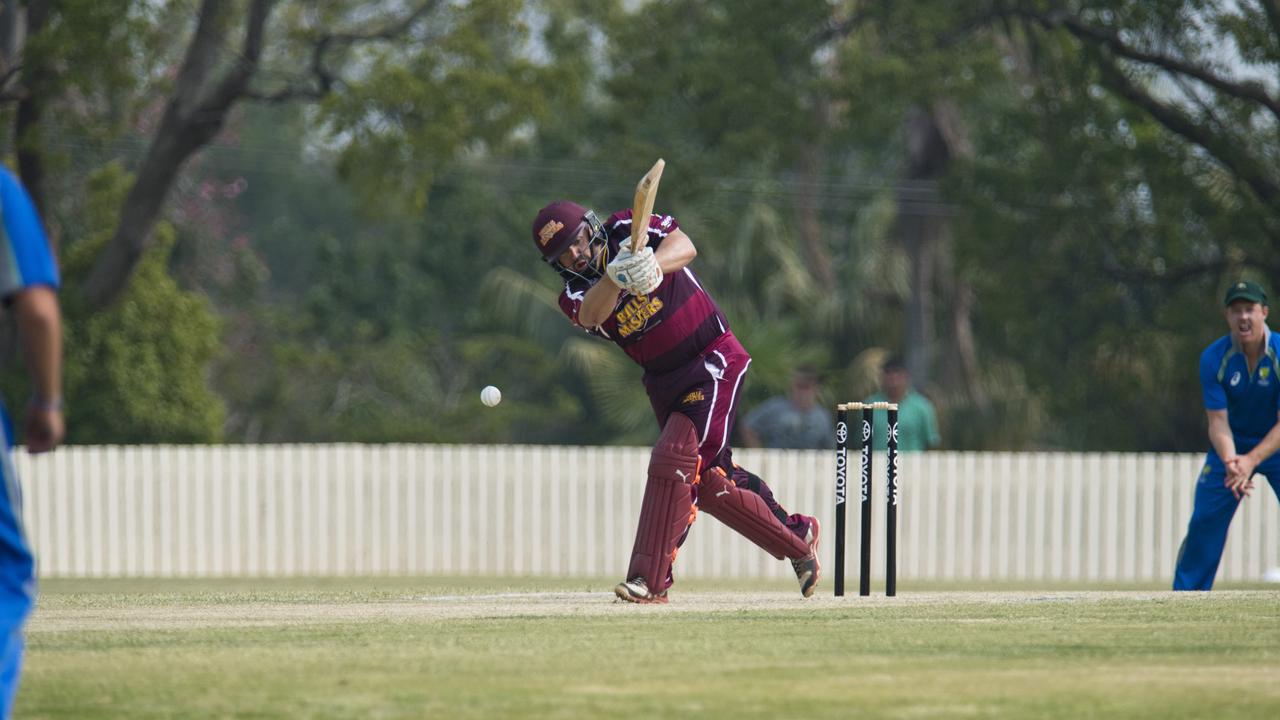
[741,367,830,449]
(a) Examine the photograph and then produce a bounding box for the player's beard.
[554,237,608,284]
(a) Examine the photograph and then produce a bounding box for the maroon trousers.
[640,332,811,589]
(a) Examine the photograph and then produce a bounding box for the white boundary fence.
[15,446,1280,582]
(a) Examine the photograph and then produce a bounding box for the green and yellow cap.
[1224,280,1267,306]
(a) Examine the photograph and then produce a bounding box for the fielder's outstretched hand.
[607,246,663,295]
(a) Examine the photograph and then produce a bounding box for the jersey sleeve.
[0,168,60,301]
[1199,345,1227,411]
[558,285,586,325]
[643,212,679,251]
[558,283,607,337]
[606,210,680,252]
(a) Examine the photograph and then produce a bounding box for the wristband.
[30,397,63,412]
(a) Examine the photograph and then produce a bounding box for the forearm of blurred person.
[12,286,65,452]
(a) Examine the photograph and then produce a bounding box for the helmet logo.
[538,220,564,246]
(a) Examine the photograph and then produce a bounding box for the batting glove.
[606,247,663,295]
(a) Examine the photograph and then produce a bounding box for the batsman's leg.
[730,466,820,596]
[698,466,820,597]
[616,413,700,604]
[731,466,815,539]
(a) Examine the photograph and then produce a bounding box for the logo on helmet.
[538,220,565,247]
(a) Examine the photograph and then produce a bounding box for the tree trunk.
[796,144,835,292]
[14,0,51,249]
[795,42,838,293]
[897,101,985,407]
[898,108,946,386]
[0,1,21,70]
[81,0,271,307]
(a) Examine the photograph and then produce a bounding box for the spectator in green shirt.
[867,355,940,451]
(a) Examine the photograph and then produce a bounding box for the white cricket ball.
[480,385,502,407]
[1263,567,1280,583]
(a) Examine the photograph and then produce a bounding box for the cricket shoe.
[791,516,821,598]
[613,577,668,604]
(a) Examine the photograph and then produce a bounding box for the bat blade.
[629,158,665,252]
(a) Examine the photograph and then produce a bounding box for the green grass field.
[19,577,1280,719]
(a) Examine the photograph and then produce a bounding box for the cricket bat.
[629,159,665,253]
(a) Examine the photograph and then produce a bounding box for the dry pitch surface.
[29,588,1257,631]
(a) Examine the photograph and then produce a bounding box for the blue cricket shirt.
[1199,328,1280,445]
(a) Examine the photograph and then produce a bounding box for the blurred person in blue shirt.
[0,166,64,716]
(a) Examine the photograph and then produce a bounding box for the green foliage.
[319,0,564,213]
[201,107,593,443]
[934,0,1280,449]
[58,164,225,443]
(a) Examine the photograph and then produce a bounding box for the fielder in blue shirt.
[1174,280,1280,590]
[0,166,64,716]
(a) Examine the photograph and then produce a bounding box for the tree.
[0,162,226,444]
[944,0,1280,448]
[2,1,549,307]
[1002,0,1280,239]
[0,1,588,443]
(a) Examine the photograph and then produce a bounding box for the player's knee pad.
[697,466,809,561]
[625,413,700,591]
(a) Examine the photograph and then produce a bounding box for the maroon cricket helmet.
[531,200,589,262]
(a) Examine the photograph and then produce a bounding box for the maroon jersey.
[558,210,730,374]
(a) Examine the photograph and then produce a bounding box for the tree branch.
[1028,8,1280,125]
[0,63,22,102]
[83,1,276,306]
[200,0,272,113]
[809,6,871,46]
[245,0,442,104]
[1169,72,1228,135]
[324,0,441,45]
[1091,49,1280,207]
[171,0,226,111]
[1100,257,1227,285]
[244,33,336,103]
[1262,0,1280,47]
[83,0,447,306]
[15,0,50,242]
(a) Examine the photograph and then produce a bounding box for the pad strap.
[697,467,810,560]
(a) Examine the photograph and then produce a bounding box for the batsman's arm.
[653,228,695,274]
[577,276,622,329]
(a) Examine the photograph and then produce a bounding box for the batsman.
[529,162,820,603]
